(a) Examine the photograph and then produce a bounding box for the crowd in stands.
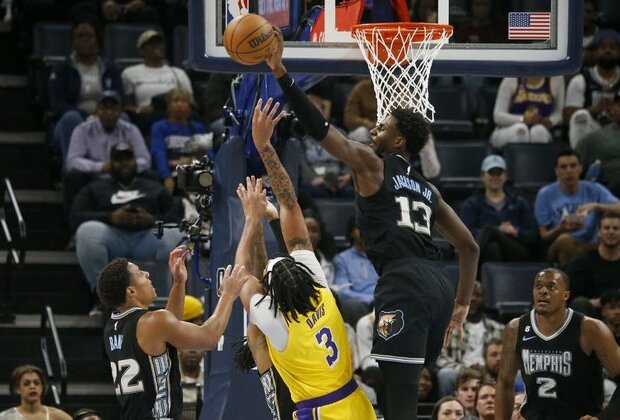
[3,0,620,418]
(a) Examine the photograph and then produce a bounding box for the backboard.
[189,0,582,76]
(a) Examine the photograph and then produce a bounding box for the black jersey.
[103,308,182,419]
[357,154,441,272]
[516,309,603,420]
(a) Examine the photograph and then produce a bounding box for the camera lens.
[195,171,213,188]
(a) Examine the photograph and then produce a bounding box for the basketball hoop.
[351,23,453,123]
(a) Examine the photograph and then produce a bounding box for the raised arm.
[165,245,191,319]
[495,318,520,420]
[432,187,479,344]
[252,98,311,253]
[264,29,380,175]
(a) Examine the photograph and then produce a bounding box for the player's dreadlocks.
[259,256,324,323]
[233,337,256,372]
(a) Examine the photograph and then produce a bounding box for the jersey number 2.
[395,196,432,236]
[315,327,339,367]
[110,358,144,396]
[536,377,557,398]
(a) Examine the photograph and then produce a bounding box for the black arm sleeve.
[277,73,330,141]
[269,219,287,254]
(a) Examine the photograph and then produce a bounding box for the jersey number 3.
[395,196,432,236]
[110,358,145,396]
[315,327,339,367]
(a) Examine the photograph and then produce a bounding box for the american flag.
[508,12,551,40]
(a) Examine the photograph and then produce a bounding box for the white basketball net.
[352,24,452,123]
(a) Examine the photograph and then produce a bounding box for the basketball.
[224,13,276,66]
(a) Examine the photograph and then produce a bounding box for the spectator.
[419,366,439,404]
[481,337,502,383]
[512,392,526,420]
[0,364,71,419]
[150,87,213,193]
[459,154,538,265]
[72,408,102,420]
[475,382,496,420]
[63,91,151,221]
[566,212,620,317]
[454,368,483,416]
[582,0,602,67]
[71,143,183,314]
[564,30,620,148]
[600,289,620,345]
[343,78,376,145]
[49,16,123,161]
[436,281,504,396]
[355,310,386,412]
[332,218,378,319]
[122,29,193,136]
[534,149,620,266]
[303,208,337,285]
[100,0,159,24]
[179,349,204,409]
[489,76,565,149]
[298,93,354,199]
[576,91,620,197]
[453,0,507,44]
[431,396,466,420]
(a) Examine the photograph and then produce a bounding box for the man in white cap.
[459,154,538,265]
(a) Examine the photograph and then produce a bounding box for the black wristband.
[277,73,330,141]
[269,218,287,253]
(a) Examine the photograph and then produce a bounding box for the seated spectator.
[0,364,71,419]
[475,382,496,420]
[303,208,336,285]
[431,396,466,420]
[71,143,183,314]
[332,218,378,325]
[454,368,483,416]
[566,212,620,317]
[534,149,620,266]
[298,92,353,199]
[459,154,538,265]
[343,77,376,144]
[419,366,439,404]
[100,0,159,24]
[436,281,504,396]
[122,30,193,136]
[63,91,151,220]
[179,349,204,410]
[49,16,123,161]
[355,310,385,412]
[582,0,602,67]
[564,30,620,148]
[576,91,620,197]
[453,0,507,44]
[150,87,213,193]
[489,76,565,149]
[600,289,620,345]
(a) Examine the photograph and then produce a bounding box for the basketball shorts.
[370,257,455,374]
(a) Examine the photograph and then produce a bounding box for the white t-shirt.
[76,61,101,114]
[249,250,329,352]
[461,320,486,367]
[121,64,193,107]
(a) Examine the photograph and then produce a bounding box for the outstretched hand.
[236,176,267,220]
[265,26,285,75]
[168,245,190,284]
[219,264,250,299]
[252,98,286,150]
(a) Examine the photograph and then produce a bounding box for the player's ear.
[563,290,570,303]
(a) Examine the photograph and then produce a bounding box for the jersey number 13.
[395,196,432,236]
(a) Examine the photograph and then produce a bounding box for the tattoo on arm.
[247,229,268,278]
[258,145,297,208]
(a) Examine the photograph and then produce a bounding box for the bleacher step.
[0,131,46,145]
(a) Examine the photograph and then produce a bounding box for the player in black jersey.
[97,245,248,419]
[496,268,620,420]
[264,32,479,420]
